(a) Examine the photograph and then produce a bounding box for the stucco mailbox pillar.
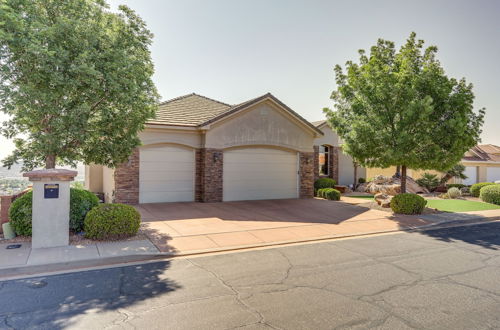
[23,169,77,249]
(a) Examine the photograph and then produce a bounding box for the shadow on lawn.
[0,261,180,329]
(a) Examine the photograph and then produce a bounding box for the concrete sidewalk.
[0,239,159,271]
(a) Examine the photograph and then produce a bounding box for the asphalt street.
[2,222,500,329]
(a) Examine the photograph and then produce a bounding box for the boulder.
[374,193,392,208]
[364,174,428,195]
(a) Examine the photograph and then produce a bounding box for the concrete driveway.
[137,198,431,255]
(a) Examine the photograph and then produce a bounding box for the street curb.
[2,217,499,281]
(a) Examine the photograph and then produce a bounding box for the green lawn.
[349,195,500,212]
[425,199,500,212]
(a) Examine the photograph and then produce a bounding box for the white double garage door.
[462,166,500,185]
[139,146,299,203]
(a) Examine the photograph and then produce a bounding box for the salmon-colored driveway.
[137,198,431,255]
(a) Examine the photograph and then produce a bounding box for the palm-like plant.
[440,164,468,185]
[416,173,440,191]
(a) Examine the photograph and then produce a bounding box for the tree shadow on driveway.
[0,261,180,329]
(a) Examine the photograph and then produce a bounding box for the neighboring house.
[461,144,500,185]
[312,120,366,186]
[365,144,500,185]
[85,93,323,204]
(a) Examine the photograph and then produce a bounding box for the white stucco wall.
[84,164,103,193]
[338,151,367,186]
[205,102,316,152]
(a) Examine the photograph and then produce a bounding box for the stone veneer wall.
[313,145,319,183]
[299,151,315,198]
[114,148,139,204]
[330,146,339,184]
[198,148,223,202]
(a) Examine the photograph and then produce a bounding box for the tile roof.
[148,93,231,126]
[148,92,323,135]
[463,144,500,162]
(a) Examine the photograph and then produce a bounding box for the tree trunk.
[45,155,56,169]
[353,162,358,190]
[395,165,401,178]
[401,165,407,193]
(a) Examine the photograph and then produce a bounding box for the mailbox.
[44,184,59,199]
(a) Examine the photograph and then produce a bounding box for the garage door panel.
[463,166,477,185]
[139,146,195,203]
[223,148,298,201]
[487,167,500,182]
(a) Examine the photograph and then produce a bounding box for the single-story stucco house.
[366,144,500,185]
[85,93,363,204]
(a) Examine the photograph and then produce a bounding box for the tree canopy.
[324,32,484,192]
[0,0,159,170]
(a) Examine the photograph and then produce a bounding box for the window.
[319,145,329,176]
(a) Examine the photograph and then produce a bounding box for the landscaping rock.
[374,193,392,208]
[364,175,428,195]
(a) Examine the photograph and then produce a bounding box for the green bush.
[8,191,33,236]
[416,173,439,191]
[446,187,461,199]
[84,204,140,240]
[70,189,100,232]
[480,185,500,205]
[358,178,366,184]
[324,189,341,201]
[8,188,99,236]
[317,188,330,198]
[390,193,427,215]
[471,182,495,197]
[314,178,336,191]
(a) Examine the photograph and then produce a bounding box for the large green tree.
[324,32,484,193]
[0,0,159,170]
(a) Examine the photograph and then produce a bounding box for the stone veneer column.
[114,148,140,204]
[329,146,339,184]
[299,151,315,198]
[313,145,319,183]
[197,148,223,202]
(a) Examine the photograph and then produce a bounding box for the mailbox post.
[23,169,77,249]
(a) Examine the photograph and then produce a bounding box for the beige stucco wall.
[205,101,316,152]
[314,124,339,147]
[139,128,201,149]
[84,164,103,193]
[338,151,367,186]
[102,166,115,203]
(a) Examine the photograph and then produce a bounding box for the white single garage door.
[463,166,477,185]
[223,148,298,201]
[487,167,500,183]
[139,146,195,203]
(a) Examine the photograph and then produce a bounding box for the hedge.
[480,184,500,205]
[84,204,140,240]
[390,193,427,215]
[314,178,336,191]
[8,188,99,236]
[471,182,495,197]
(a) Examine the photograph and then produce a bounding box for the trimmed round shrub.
[8,191,33,236]
[317,188,329,198]
[314,178,336,191]
[8,188,99,236]
[70,189,99,232]
[480,184,500,205]
[471,182,495,197]
[324,189,341,201]
[390,193,427,215]
[84,204,140,240]
[447,187,462,199]
[358,178,366,184]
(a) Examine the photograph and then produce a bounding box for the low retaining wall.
[0,189,30,233]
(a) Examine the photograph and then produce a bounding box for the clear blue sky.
[1,0,499,158]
